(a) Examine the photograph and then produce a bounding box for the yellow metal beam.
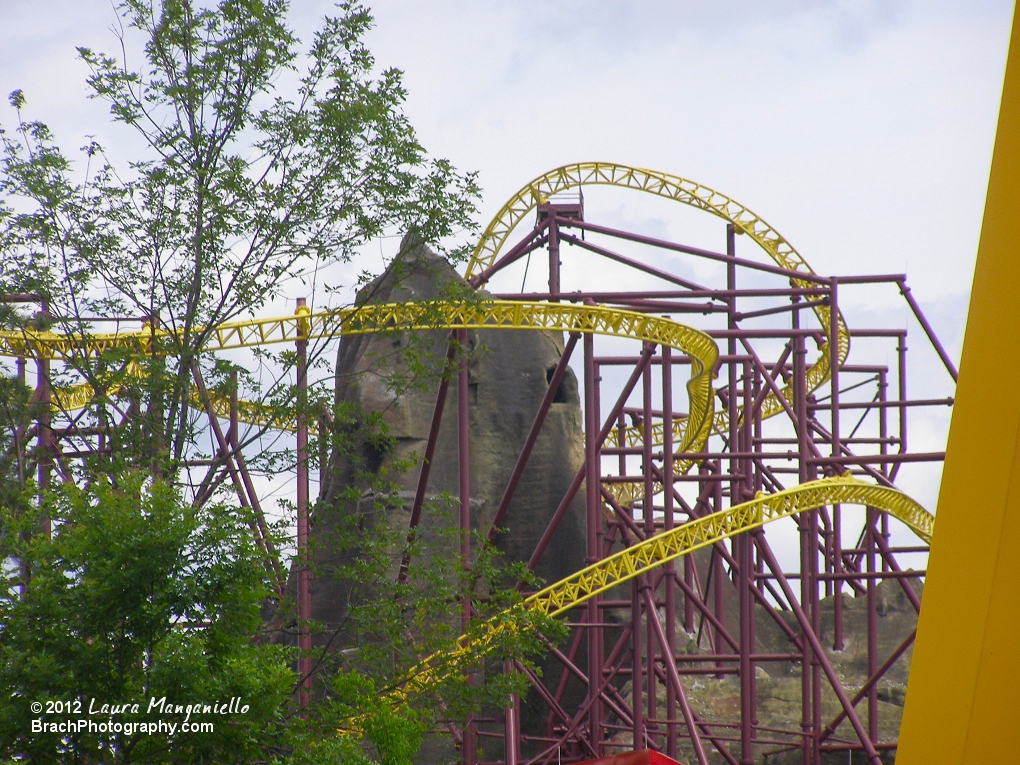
[895,5,1020,763]
[1,300,716,359]
[467,163,825,285]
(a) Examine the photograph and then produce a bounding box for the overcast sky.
[1,1,1012,305]
[1,1,1012,520]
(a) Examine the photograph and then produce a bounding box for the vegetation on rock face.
[0,2,556,762]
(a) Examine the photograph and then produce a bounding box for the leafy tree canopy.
[0,0,480,469]
[0,2,559,764]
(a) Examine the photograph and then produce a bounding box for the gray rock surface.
[314,234,586,610]
[307,235,589,758]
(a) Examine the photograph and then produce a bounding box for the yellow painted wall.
[895,5,1020,763]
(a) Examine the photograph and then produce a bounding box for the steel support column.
[458,328,476,765]
[584,331,603,753]
[295,298,311,708]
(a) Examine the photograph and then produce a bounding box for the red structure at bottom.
[576,749,686,765]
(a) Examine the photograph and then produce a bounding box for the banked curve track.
[395,475,932,700]
[3,301,720,462]
[465,162,851,452]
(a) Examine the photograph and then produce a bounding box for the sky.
[0,0,1013,538]
[0,1,1011,305]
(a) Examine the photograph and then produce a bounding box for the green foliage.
[0,474,294,763]
[292,672,428,765]
[304,461,566,730]
[0,372,33,516]
[0,2,559,763]
[0,0,480,470]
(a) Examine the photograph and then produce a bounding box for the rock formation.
[286,237,588,763]
[313,233,586,616]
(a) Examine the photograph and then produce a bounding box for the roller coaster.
[2,163,955,765]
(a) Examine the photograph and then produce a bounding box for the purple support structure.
[548,214,561,298]
[662,344,678,759]
[755,540,884,765]
[689,463,704,634]
[505,659,521,765]
[820,629,916,741]
[792,326,813,765]
[713,478,726,677]
[830,279,844,652]
[295,297,312,708]
[897,333,908,477]
[631,575,642,748]
[399,339,457,583]
[192,365,281,593]
[228,370,283,592]
[867,507,879,742]
[584,331,603,754]
[742,363,758,762]
[898,279,958,381]
[642,360,655,743]
[487,333,580,540]
[643,588,709,765]
[458,328,476,765]
[724,225,753,765]
[527,344,656,573]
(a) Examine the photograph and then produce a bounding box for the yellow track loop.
[397,475,933,697]
[465,162,849,451]
[468,164,811,279]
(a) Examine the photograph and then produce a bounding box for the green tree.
[0,0,479,472]
[0,2,558,763]
[0,474,295,763]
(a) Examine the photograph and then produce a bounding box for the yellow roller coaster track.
[1,300,716,360]
[464,162,849,453]
[396,475,932,698]
[14,164,907,521]
[19,165,840,465]
[49,362,310,436]
[7,301,719,465]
